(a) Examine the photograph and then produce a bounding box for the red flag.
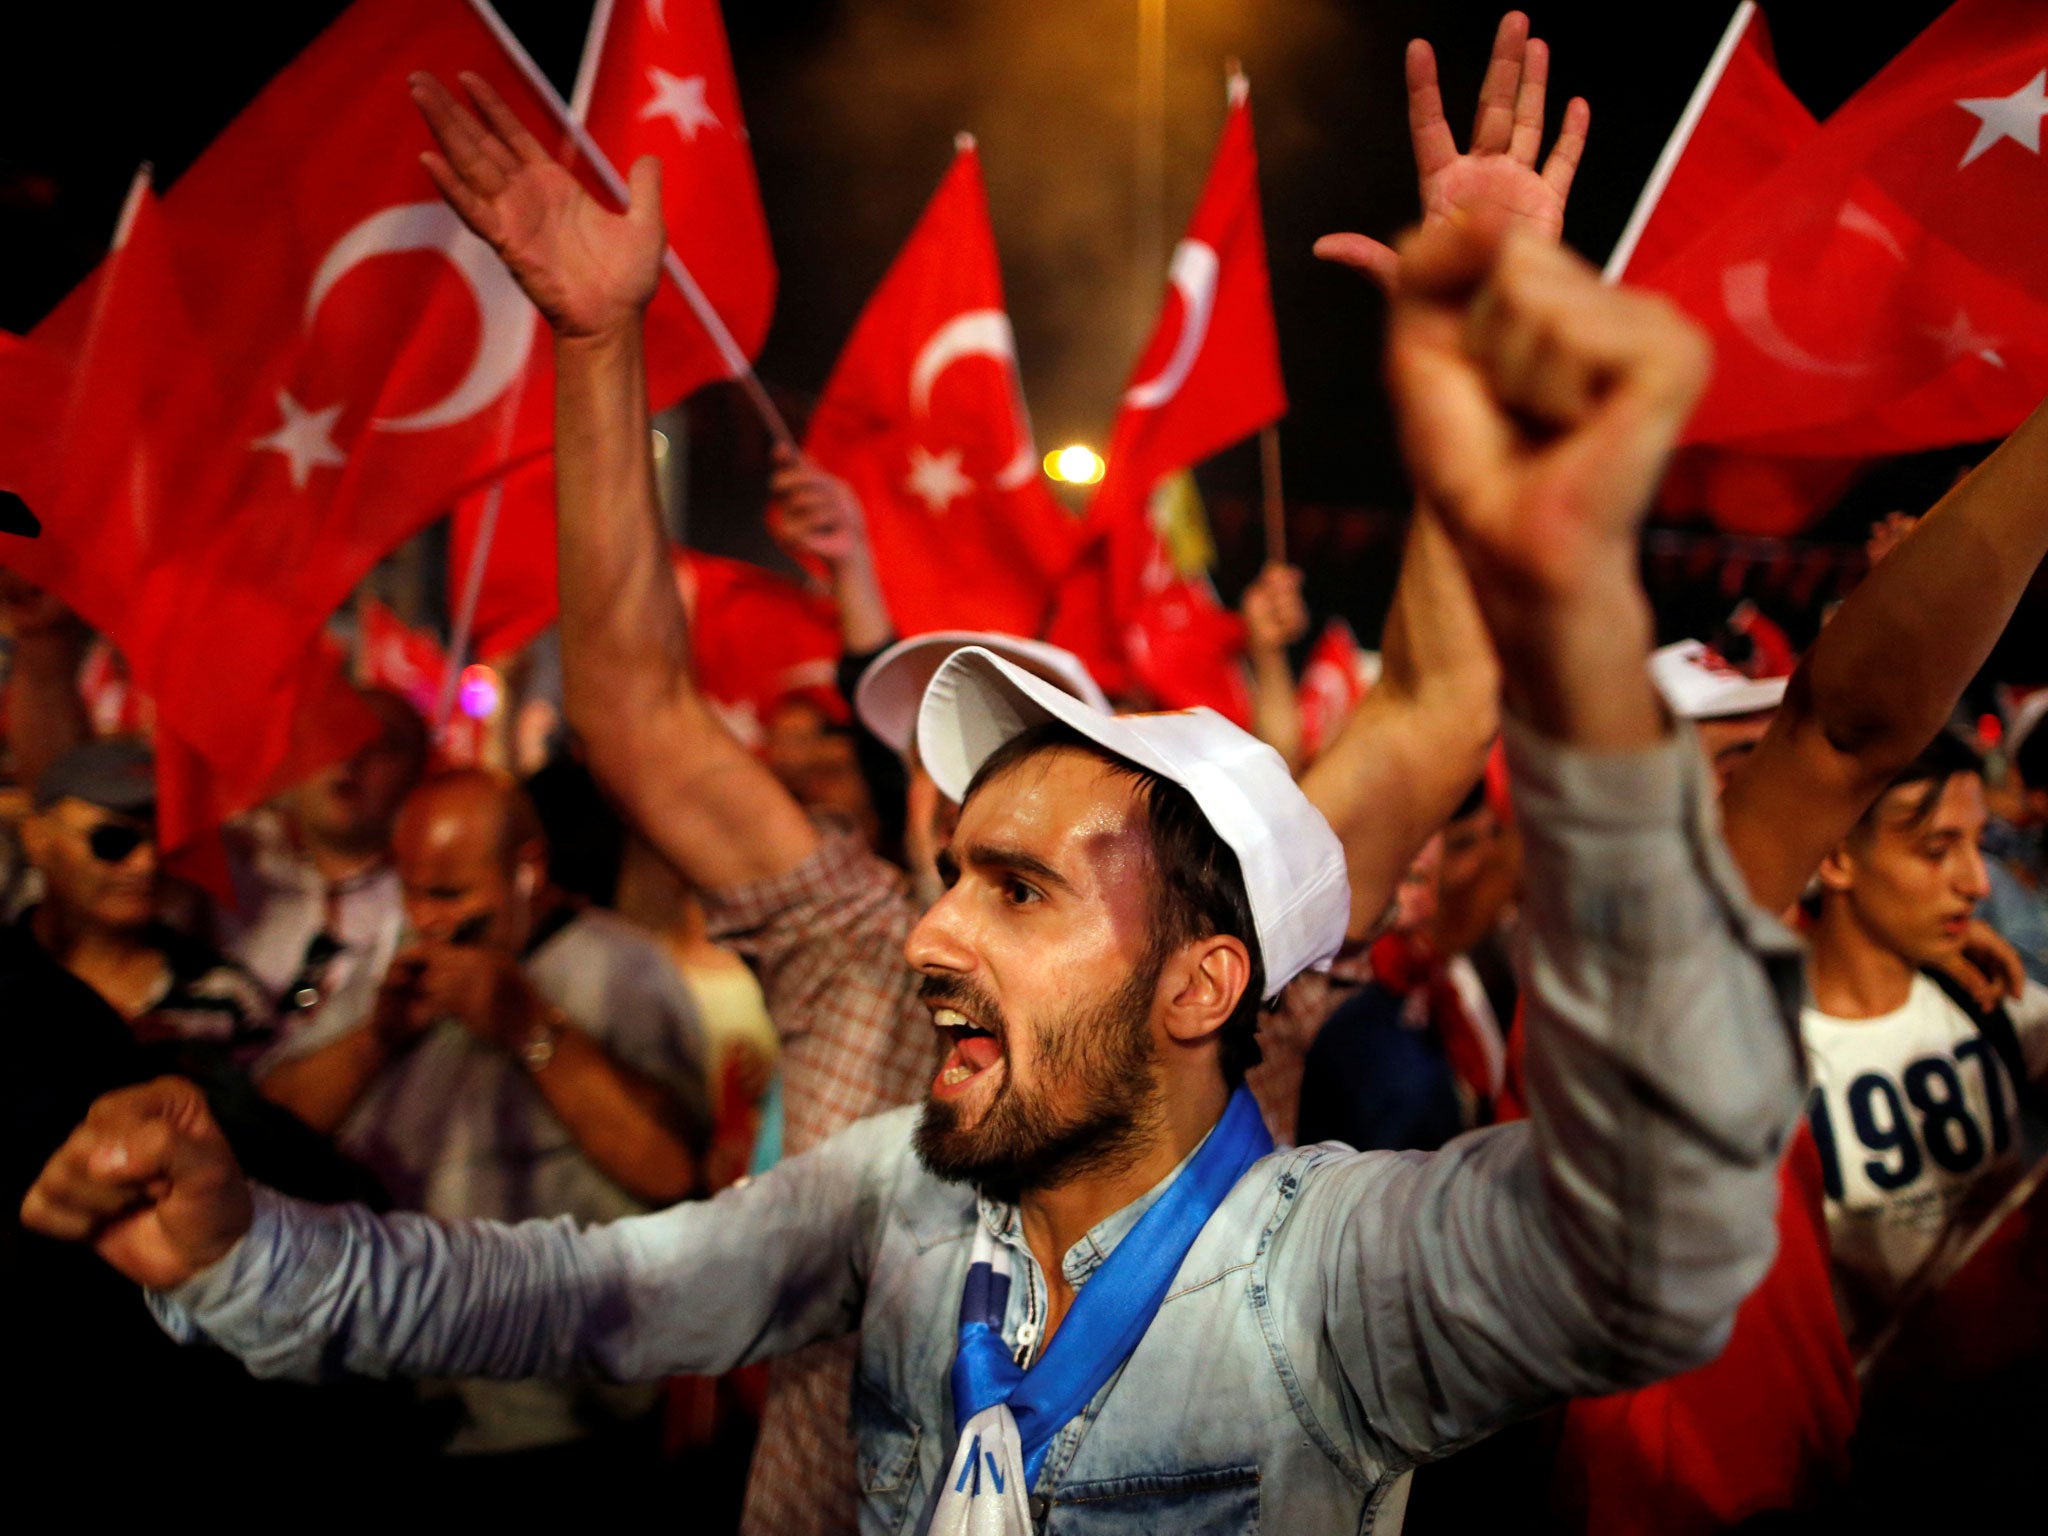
[803,139,1078,637]
[674,550,841,750]
[1645,0,2048,457]
[1607,4,1819,285]
[1295,618,1378,762]
[575,0,776,396]
[1057,75,1282,721]
[5,0,736,858]
[1605,5,1864,536]
[1091,75,1286,533]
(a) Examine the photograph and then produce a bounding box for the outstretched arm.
[1239,562,1309,775]
[411,72,817,892]
[1723,398,2048,912]
[21,1076,885,1384]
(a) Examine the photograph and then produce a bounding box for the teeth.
[935,1008,971,1029]
[940,1063,976,1086]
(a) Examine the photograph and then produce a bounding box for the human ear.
[1816,843,1857,895]
[1161,935,1253,1047]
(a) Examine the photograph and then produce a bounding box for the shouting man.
[23,76,1805,1535]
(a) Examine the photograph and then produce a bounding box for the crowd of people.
[8,13,2048,1533]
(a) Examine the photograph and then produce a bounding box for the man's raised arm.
[1291,218,1806,1468]
[1724,396,2048,913]
[411,73,817,890]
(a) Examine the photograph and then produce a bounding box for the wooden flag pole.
[1259,423,1286,567]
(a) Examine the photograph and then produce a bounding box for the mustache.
[917,973,1008,1038]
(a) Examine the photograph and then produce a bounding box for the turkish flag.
[1091,76,1285,535]
[1295,618,1377,762]
[674,549,842,750]
[1644,0,2048,457]
[576,0,776,397]
[1605,5,1862,537]
[803,139,1079,637]
[1054,77,1282,722]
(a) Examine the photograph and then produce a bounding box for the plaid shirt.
[705,831,935,1536]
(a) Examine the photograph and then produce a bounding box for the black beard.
[913,960,1164,1203]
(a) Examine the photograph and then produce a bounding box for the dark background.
[6,0,2030,673]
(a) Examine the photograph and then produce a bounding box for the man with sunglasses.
[17,739,272,1056]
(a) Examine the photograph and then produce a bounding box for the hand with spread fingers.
[19,1078,253,1292]
[1316,11,1589,293]
[409,70,663,339]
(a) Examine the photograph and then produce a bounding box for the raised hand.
[1240,563,1309,655]
[768,447,872,571]
[410,71,663,339]
[1317,12,1589,293]
[1386,216,1707,603]
[20,1078,253,1291]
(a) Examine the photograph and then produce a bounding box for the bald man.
[259,767,712,1461]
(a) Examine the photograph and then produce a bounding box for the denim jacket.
[156,722,1806,1534]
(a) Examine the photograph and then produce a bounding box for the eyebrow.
[958,841,1074,893]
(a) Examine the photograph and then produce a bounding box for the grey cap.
[34,738,157,815]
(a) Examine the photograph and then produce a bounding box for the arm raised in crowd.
[1239,562,1309,776]
[1303,216,1802,1463]
[1723,397,2048,912]
[1299,9,1588,936]
[410,72,818,892]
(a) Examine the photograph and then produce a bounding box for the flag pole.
[567,0,615,123]
[464,0,797,451]
[1259,423,1286,567]
[1601,1,1757,283]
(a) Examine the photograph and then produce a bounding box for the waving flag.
[1054,73,1282,721]
[804,138,1078,636]
[1644,0,2048,457]
[574,0,776,396]
[1295,618,1378,762]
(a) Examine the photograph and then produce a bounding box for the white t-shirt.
[1801,973,2048,1338]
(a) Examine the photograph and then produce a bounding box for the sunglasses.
[83,821,152,864]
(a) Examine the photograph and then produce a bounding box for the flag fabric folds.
[1054,74,1284,720]
[803,138,1078,638]
[1641,0,2048,459]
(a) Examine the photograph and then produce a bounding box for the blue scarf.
[946,1087,1273,1495]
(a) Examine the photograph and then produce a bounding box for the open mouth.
[932,1006,1004,1099]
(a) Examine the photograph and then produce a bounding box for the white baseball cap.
[1649,640,1789,721]
[856,630,1111,756]
[916,646,1348,999]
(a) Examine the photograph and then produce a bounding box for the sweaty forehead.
[955,748,1154,882]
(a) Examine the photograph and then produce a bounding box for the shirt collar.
[975,1120,1219,1288]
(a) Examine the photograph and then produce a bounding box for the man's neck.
[1017,1076,1230,1345]
[33,906,161,1013]
[1809,901,1917,1019]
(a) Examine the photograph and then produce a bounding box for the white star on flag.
[1957,69,2048,168]
[640,68,721,142]
[250,388,346,488]
[1922,309,2007,369]
[905,445,974,514]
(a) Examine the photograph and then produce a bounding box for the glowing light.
[1045,444,1105,485]
[651,428,670,461]
[458,663,501,720]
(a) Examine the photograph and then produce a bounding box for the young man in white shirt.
[1803,730,2048,1345]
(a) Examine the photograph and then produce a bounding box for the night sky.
[8,0,2020,662]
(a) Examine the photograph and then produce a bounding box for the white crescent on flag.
[1124,239,1221,410]
[908,308,1039,489]
[306,201,536,432]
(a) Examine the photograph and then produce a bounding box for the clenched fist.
[20,1077,253,1291]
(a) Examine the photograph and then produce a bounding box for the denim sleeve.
[148,1106,919,1385]
[1281,719,1807,1469]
